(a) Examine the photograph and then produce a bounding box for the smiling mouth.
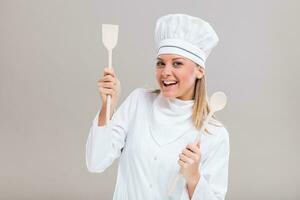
[162,80,178,87]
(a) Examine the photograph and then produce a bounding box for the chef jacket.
[86,88,230,200]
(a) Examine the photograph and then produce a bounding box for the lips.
[162,80,178,87]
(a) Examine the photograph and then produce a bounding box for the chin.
[161,90,177,98]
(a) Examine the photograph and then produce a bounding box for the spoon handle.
[167,173,182,196]
[167,110,214,196]
[194,111,213,144]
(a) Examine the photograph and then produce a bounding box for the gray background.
[1,0,299,199]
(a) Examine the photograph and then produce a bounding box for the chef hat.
[154,13,219,68]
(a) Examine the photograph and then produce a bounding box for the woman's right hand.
[97,67,121,113]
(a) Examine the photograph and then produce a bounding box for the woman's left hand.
[178,141,201,183]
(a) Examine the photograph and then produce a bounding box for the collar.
[149,92,198,146]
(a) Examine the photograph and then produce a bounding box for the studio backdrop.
[0,0,299,199]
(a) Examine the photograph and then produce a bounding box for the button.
[154,156,158,160]
[149,184,152,188]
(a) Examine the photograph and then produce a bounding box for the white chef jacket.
[86,88,230,200]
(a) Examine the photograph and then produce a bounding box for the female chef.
[86,14,230,200]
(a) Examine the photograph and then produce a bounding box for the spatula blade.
[102,24,119,50]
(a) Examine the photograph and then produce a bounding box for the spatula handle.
[106,50,112,123]
[106,95,111,123]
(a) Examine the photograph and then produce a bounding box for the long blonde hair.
[151,70,223,134]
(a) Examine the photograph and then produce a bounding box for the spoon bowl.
[210,91,227,112]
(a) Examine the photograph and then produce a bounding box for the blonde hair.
[151,67,223,134]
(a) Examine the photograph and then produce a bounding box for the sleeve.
[85,88,141,173]
[181,128,230,200]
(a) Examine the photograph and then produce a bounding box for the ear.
[195,66,205,79]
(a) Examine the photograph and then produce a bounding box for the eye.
[156,61,165,68]
[173,62,183,68]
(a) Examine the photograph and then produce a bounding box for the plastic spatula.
[102,24,119,123]
[167,91,227,196]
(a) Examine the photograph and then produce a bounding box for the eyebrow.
[157,57,186,61]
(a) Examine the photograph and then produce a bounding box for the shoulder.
[118,87,159,116]
[127,87,159,102]
[206,124,230,147]
[217,126,229,143]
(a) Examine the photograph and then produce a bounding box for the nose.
[161,64,173,77]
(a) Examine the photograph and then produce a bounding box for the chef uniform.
[86,14,230,200]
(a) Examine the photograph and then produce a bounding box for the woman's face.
[156,54,204,100]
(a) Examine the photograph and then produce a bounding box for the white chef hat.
[155,13,219,68]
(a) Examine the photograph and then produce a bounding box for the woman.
[86,14,230,200]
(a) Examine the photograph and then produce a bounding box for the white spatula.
[167,91,227,196]
[102,24,119,123]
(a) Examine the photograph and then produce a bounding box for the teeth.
[162,80,178,86]
[163,80,177,84]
